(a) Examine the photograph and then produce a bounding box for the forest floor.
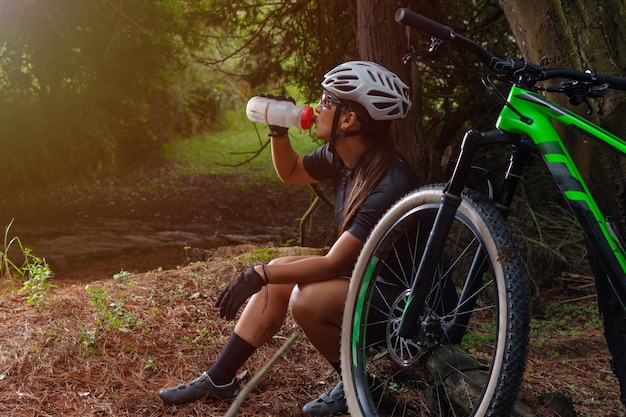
[0,165,624,416]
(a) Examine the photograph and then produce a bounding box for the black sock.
[207,333,256,385]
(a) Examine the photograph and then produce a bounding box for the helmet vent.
[322,61,412,120]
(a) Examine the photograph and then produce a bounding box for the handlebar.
[395,8,626,91]
[394,9,455,42]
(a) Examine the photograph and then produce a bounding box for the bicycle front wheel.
[341,185,530,417]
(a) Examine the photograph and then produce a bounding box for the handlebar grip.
[395,8,454,41]
[596,73,626,91]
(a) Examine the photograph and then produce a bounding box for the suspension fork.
[398,129,529,339]
[448,137,532,342]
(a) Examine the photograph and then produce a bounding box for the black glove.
[260,94,295,138]
[216,266,266,320]
[268,125,289,138]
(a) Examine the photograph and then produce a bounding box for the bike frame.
[499,86,626,296]
[398,83,626,338]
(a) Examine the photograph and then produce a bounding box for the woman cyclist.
[158,60,416,416]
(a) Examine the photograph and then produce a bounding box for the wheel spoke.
[342,186,530,417]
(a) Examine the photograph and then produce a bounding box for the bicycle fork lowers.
[398,128,531,341]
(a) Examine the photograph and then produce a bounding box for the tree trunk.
[356,0,427,178]
[500,0,626,405]
[499,0,626,230]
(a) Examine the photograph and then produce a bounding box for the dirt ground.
[0,166,335,282]
[0,166,624,416]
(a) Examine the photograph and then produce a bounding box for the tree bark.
[499,0,626,229]
[356,0,427,176]
[500,0,626,405]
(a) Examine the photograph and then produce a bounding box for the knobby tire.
[341,185,531,416]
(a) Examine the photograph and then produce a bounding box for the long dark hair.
[338,113,397,236]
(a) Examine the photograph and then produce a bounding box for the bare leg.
[158,256,318,405]
[235,256,316,347]
[234,282,295,346]
[294,279,351,416]
[290,278,349,363]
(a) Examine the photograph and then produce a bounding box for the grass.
[520,295,621,416]
[97,100,322,205]
[528,297,605,359]
[1,219,55,309]
[163,104,320,180]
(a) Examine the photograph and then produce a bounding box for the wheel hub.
[386,290,446,366]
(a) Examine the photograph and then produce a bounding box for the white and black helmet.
[321,61,412,121]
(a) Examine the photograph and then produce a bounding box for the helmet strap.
[329,104,364,152]
[328,104,343,153]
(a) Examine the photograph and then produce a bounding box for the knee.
[289,284,317,325]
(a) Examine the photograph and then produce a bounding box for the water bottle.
[246,96,315,130]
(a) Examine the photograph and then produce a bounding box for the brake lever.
[589,83,609,98]
[402,50,429,65]
[545,81,608,115]
[402,37,444,65]
[545,80,580,93]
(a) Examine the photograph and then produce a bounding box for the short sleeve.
[302,144,338,181]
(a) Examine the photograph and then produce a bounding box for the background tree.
[0,0,513,194]
[499,0,626,233]
[0,0,220,192]
[356,0,517,183]
[499,0,626,405]
[190,1,359,101]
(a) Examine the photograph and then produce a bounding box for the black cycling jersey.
[303,143,417,242]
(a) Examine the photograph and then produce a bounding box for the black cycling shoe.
[158,372,239,405]
[301,381,348,416]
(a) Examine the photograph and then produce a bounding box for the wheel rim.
[345,197,516,417]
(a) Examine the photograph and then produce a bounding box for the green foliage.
[144,355,155,370]
[113,270,133,280]
[0,219,55,309]
[190,0,358,101]
[163,104,319,179]
[18,249,55,310]
[86,285,140,332]
[0,0,235,192]
[0,0,354,193]
[76,327,100,356]
[0,219,22,286]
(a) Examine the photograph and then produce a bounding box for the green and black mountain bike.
[341,8,626,417]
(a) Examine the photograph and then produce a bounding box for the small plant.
[184,244,192,263]
[76,327,100,356]
[113,269,132,280]
[19,249,55,309]
[1,219,55,308]
[1,219,24,291]
[144,356,155,370]
[86,285,140,331]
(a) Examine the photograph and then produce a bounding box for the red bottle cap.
[300,106,314,129]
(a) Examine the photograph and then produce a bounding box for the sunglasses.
[319,91,341,110]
